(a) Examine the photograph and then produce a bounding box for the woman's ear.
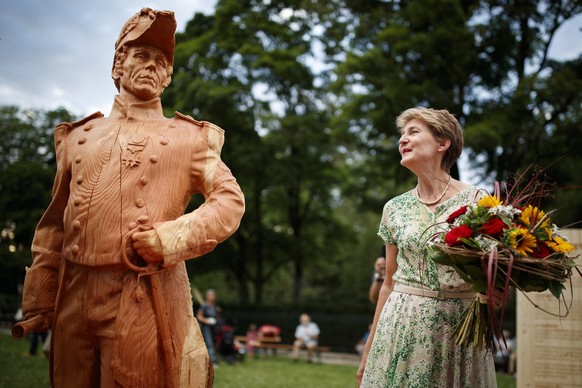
[438,139,451,152]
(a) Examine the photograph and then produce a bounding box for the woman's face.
[398,118,443,170]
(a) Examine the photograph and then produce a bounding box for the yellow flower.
[508,227,537,256]
[546,236,574,254]
[520,205,548,228]
[478,195,503,208]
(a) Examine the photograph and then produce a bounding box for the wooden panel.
[517,228,582,387]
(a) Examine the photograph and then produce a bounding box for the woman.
[357,107,496,387]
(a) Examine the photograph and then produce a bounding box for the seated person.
[245,323,260,359]
[292,313,320,362]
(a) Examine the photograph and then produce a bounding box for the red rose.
[444,225,473,246]
[446,205,468,224]
[531,242,551,259]
[479,217,506,238]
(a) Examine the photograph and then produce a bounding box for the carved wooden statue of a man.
[17,8,245,387]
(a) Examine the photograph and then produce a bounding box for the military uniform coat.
[21,96,245,387]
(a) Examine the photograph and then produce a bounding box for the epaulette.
[174,111,225,134]
[175,111,204,127]
[174,112,225,152]
[55,112,104,147]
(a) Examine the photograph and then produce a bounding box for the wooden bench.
[235,336,331,361]
[235,335,282,346]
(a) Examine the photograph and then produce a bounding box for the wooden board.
[517,228,582,387]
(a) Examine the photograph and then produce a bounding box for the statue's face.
[118,45,171,101]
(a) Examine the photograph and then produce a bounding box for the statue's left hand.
[131,229,164,264]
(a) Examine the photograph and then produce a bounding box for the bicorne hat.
[113,8,176,68]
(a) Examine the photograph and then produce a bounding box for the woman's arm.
[357,244,398,386]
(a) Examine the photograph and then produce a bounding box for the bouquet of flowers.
[429,174,579,350]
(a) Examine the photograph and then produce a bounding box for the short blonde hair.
[396,107,463,173]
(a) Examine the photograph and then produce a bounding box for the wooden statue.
[13,8,245,387]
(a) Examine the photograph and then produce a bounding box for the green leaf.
[548,281,565,299]
[470,279,487,293]
[431,253,454,266]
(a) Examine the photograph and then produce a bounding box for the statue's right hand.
[12,312,53,339]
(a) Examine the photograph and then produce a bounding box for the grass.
[496,373,517,388]
[0,333,515,388]
[0,332,51,388]
[215,357,358,388]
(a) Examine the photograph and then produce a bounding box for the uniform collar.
[109,95,165,121]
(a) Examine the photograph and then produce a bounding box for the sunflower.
[477,194,503,209]
[508,227,537,256]
[546,236,574,254]
[520,204,548,228]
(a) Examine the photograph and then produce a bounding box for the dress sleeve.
[378,200,397,245]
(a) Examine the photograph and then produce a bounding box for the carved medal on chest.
[121,134,148,168]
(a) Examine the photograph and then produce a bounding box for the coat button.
[150,155,159,163]
[71,244,80,255]
[136,198,145,208]
[128,222,138,230]
[137,215,150,225]
[75,156,82,164]
[72,220,81,231]
[78,137,86,144]
[73,197,81,206]
[160,138,169,145]
[83,125,92,131]
[140,176,149,185]
[76,175,83,184]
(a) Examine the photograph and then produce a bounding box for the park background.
[0,0,581,380]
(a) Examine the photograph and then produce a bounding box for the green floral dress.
[361,187,496,388]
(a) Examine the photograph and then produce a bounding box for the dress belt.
[393,284,475,300]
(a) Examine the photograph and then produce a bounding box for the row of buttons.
[67,122,175,258]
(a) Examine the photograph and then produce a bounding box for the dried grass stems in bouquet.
[427,166,580,350]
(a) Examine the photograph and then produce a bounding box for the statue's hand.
[12,311,54,339]
[131,229,164,264]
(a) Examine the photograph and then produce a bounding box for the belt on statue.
[393,284,475,300]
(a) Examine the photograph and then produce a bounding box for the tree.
[165,0,352,304]
[320,0,581,222]
[318,0,481,216]
[463,0,582,224]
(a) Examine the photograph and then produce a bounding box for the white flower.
[474,235,499,251]
[488,205,520,218]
